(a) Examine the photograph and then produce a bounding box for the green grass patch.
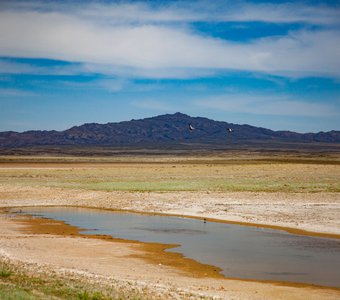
[0,283,37,300]
[0,261,143,300]
[40,178,340,193]
[0,266,12,278]
[1,160,339,193]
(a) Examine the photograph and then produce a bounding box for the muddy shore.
[1,184,339,237]
[1,212,340,299]
[1,157,339,299]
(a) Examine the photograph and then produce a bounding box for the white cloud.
[194,94,339,117]
[0,2,339,78]
[2,1,339,25]
[213,2,340,25]
[0,59,87,76]
[82,63,217,79]
[96,78,128,92]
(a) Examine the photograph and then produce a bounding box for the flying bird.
[189,124,195,131]
[227,128,233,133]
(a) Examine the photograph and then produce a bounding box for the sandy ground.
[1,184,339,236]
[0,159,339,298]
[1,214,340,300]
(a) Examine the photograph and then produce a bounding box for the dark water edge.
[13,207,340,288]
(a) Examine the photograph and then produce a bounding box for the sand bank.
[1,213,340,299]
[1,184,339,236]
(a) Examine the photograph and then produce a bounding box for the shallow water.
[15,207,340,287]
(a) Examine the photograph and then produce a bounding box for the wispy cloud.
[0,59,42,74]
[0,88,36,97]
[209,2,340,25]
[81,63,217,79]
[194,94,339,117]
[0,1,339,79]
[0,59,86,76]
[96,78,128,92]
[2,1,339,25]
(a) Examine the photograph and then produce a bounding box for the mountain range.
[1,112,339,148]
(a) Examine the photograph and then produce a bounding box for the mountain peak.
[153,112,191,120]
[173,112,190,117]
[0,113,339,147]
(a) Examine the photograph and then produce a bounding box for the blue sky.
[0,0,339,133]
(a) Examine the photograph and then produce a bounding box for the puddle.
[13,207,340,287]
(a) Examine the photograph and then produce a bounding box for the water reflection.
[14,207,340,287]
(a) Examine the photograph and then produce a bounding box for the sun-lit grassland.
[0,154,339,299]
[0,153,339,193]
[0,259,206,300]
[0,260,143,300]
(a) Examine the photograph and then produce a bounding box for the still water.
[15,207,340,287]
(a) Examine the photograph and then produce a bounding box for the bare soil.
[1,184,339,236]
[1,214,340,300]
[0,155,339,299]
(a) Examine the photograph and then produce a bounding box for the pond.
[14,207,340,287]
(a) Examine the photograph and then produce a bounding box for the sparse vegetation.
[0,264,12,278]
[0,154,339,193]
[0,153,339,299]
[0,261,142,300]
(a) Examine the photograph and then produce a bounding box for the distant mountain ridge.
[0,112,339,147]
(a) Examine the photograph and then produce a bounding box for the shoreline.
[5,204,340,240]
[1,210,340,299]
[1,156,339,299]
[1,187,339,236]
[3,207,340,291]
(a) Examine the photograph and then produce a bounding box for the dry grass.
[1,153,339,300]
[0,153,339,193]
[0,260,142,300]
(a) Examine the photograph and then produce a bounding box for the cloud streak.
[194,94,339,117]
[0,59,90,76]
[2,1,340,25]
[0,88,36,97]
[0,1,339,79]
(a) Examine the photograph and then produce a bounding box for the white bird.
[227,128,233,133]
[189,124,195,131]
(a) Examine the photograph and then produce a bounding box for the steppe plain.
[0,150,340,299]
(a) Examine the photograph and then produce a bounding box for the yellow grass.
[0,153,339,193]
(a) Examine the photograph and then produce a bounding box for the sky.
[0,0,339,133]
